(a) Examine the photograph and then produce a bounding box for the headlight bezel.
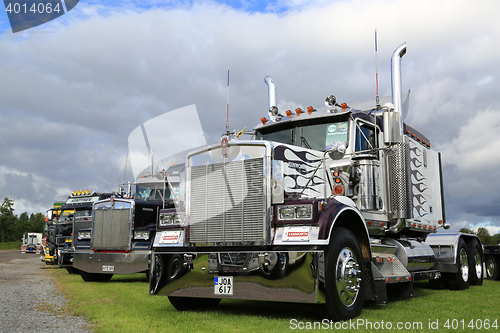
[159,212,183,227]
[133,230,150,240]
[77,230,92,240]
[277,204,313,221]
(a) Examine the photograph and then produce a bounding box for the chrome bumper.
[73,250,151,274]
[149,250,325,304]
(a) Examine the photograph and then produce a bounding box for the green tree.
[477,227,492,245]
[459,228,475,235]
[491,233,500,246]
[0,197,15,242]
[30,213,45,233]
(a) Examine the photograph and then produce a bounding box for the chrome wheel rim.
[459,247,469,282]
[335,247,362,307]
[473,248,482,279]
[486,258,495,278]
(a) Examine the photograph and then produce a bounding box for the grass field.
[50,267,500,333]
[0,241,22,250]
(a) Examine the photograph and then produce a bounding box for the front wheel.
[321,228,365,321]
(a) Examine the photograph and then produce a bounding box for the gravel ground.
[0,251,93,333]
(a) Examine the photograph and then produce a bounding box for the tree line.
[459,227,500,246]
[0,197,45,243]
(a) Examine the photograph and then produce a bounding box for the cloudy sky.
[0,0,498,234]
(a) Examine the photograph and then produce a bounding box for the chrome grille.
[220,253,247,266]
[93,207,131,250]
[189,158,266,245]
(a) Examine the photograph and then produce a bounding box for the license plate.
[214,276,233,295]
[102,265,115,272]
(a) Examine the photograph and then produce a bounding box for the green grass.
[0,241,22,250]
[51,267,500,333]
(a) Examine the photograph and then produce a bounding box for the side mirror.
[156,165,166,181]
[327,141,346,160]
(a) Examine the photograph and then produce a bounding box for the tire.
[444,238,470,290]
[320,228,365,321]
[80,270,113,282]
[168,296,221,311]
[485,255,499,280]
[467,239,483,286]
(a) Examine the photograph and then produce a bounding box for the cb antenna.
[375,29,380,110]
[226,66,230,134]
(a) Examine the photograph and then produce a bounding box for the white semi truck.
[20,232,43,254]
[149,43,483,321]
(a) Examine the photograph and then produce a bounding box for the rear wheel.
[444,238,469,290]
[321,228,364,321]
[485,255,499,280]
[168,296,221,311]
[467,239,483,286]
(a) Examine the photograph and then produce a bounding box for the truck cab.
[45,191,113,270]
[150,43,483,321]
[21,233,43,254]
[73,176,175,282]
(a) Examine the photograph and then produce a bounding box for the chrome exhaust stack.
[386,43,411,231]
[391,42,407,135]
[264,76,279,122]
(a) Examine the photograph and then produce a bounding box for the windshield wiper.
[300,136,312,149]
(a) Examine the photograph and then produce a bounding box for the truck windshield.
[58,209,91,223]
[135,185,172,201]
[257,120,349,151]
[58,210,75,223]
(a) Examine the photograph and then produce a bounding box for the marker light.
[333,184,344,195]
[295,108,302,116]
[286,110,292,118]
[260,117,267,125]
[307,106,314,115]
[341,103,347,111]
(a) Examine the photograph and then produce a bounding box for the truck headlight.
[278,204,313,220]
[159,213,182,226]
[77,231,91,240]
[133,231,149,240]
